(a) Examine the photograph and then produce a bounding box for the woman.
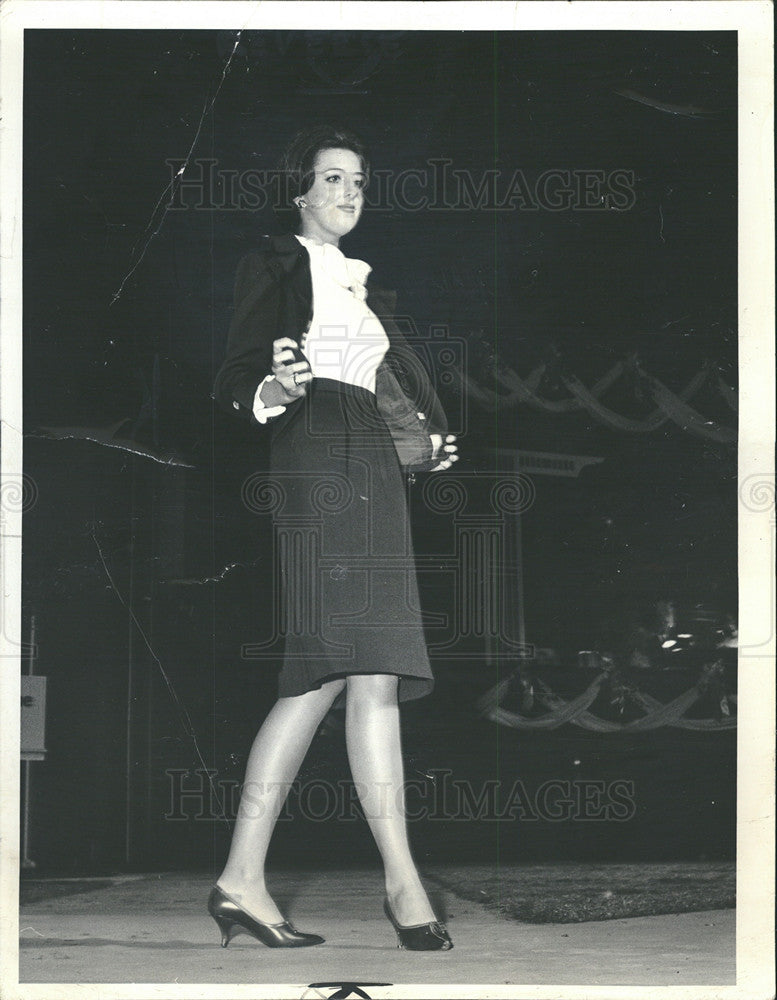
[211,126,458,951]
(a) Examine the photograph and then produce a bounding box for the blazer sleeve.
[382,325,448,438]
[369,284,449,471]
[213,252,283,419]
[372,286,448,438]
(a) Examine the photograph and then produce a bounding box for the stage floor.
[17,867,735,988]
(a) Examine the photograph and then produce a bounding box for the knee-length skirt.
[267,377,434,707]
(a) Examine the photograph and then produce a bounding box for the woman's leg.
[345,674,437,926]
[218,677,346,923]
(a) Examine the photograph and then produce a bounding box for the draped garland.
[463,345,737,734]
[457,353,737,444]
[477,660,736,732]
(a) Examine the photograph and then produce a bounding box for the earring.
[296,198,306,209]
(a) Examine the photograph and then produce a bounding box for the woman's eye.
[355,178,366,189]
[325,174,341,183]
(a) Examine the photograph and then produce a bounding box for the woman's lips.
[338,205,356,213]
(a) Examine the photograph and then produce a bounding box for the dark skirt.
[268,377,434,707]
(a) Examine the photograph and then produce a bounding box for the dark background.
[22,30,737,872]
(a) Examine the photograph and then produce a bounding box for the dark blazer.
[214,233,448,470]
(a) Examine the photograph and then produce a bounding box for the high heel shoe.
[207,886,324,948]
[383,897,453,951]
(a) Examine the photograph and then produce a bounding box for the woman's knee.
[346,673,399,705]
[315,677,347,703]
[279,677,346,708]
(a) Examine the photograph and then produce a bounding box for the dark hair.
[274,125,369,231]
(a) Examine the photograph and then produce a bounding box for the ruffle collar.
[295,234,371,301]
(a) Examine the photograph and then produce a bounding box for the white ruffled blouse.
[252,235,390,423]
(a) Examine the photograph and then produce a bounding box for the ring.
[292,372,300,386]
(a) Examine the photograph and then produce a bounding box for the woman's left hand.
[429,433,459,472]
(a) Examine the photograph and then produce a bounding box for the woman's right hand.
[271,338,313,400]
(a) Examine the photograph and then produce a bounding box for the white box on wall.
[21,675,47,760]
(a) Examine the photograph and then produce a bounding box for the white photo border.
[1,3,773,999]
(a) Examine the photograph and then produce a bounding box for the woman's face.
[298,147,367,245]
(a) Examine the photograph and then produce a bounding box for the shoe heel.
[384,900,404,949]
[213,914,238,948]
[383,897,453,951]
[207,886,324,949]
